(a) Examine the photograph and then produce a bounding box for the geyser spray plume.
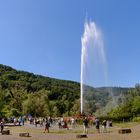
[81,20,108,114]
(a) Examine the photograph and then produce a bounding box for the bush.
[132,117,140,122]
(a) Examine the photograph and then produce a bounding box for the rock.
[1,130,10,135]
[76,134,88,138]
[19,133,30,137]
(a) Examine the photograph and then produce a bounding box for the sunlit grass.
[115,122,140,128]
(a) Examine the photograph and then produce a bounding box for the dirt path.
[0,123,140,140]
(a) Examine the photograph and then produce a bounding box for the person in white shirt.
[71,117,75,128]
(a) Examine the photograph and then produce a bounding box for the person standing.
[0,121,4,133]
[71,117,75,128]
[58,119,62,129]
[18,116,22,126]
[13,117,17,125]
[94,118,100,133]
[34,118,38,127]
[22,116,25,125]
[43,118,50,133]
[102,120,107,133]
[83,117,88,134]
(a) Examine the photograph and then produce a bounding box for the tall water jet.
[81,20,107,114]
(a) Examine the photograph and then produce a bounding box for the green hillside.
[0,64,140,121]
[0,64,80,117]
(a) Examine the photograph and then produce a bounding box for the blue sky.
[0,0,140,87]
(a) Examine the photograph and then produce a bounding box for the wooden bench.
[118,128,131,134]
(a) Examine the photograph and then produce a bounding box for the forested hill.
[0,64,80,117]
[0,64,80,93]
[0,64,136,119]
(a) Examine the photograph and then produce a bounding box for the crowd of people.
[83,117,113,134]
[0,116,113,134]
[28,116,113,134]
